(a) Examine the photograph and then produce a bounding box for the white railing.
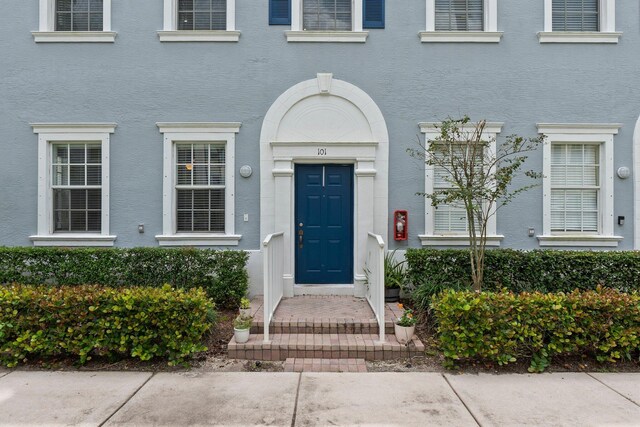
[262,232,284,343]
[366,232,385,343]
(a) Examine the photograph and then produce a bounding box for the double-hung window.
[550,144,600,233]
[159,0,239,41]
[175,143,226,233]
[34,0,115,42]
[539,0,620,43]
[156,122,241,246]
[421,0,501,42]
[31,123,116,246]
[418,121,503,246]
[538,123,622,247]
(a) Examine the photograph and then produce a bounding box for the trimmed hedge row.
[0,284,214,367]
[432,288,640,372]
[0,247,248,308]
[407,249,640,310]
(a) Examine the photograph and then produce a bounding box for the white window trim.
[537,123,623,247]
[285,0,369,43]
[159,0,239,42]
[418,121,504,246]
[30,123,117,247]
[33,0,116,43]
[538,0,621,43]
[156,122,242,246]
[420,0,502,43]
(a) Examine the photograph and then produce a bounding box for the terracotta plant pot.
[394,323,415,345]
[234,328,250,344]
[385,287,401,302]
[239,308,252,317]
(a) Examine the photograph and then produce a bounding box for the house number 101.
[317,148,327,156]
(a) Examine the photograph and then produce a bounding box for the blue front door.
[295,164,354,284]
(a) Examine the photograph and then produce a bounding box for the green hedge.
[407,249,640,310]
[432,288,640,372]
[0,247,248,308]
[0,284,214,367]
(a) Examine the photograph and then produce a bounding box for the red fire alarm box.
[394,210,408,241]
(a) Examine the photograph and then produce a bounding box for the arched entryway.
[260,73,389,297]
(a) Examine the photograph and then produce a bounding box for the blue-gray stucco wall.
[1,1,638,250]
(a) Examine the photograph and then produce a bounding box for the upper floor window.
[280,0,377,42]
[303,0,352,31]
[159,0,239,42]
[421,0,501,43]
[177,0,227,31]
[539,0,620,43]
[33,0,115,42]
[30,123,117,247]
[56,0,103,31]
[552,0,598,31]
[435,0,483,31]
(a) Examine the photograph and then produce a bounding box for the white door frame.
[260,74,389,297]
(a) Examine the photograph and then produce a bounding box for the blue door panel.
[295,164,353,284]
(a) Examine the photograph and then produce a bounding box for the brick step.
[283,358,367,372]
[250,318,394,335]
[228,333,425,361]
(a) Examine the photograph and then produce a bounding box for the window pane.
[177,145,192,163]
[89,12,103,31]
[87,165,101,185]
[70,211,87,231]
[53,165,69,186]
[178,12,194,30]
[57,0,72,11]
[87,189,101,209]
[69,145,85,163]
[54,210,70,232]
[86,145,101,163]
[56,13,72,31]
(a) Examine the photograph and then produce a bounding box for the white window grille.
[550,144,600,233]
[175,143,226,233]
[55,0,104,31]
[552,0,599,32]
[52,143,103,232]
[177,0,227,31]
[435,0,484,31]
[303,0,353,31]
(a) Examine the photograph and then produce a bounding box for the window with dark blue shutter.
[363,0,384,29]
[270,0,292,25]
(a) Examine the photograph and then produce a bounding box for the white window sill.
[418,234,504,246]
[32,31,117,43]
[419,31,503,43]
[537,32,621,44]
[285,31,368,43]
[537,235,623,247]
[157,30,241,42]
[30,234,117,247]
[156,234,242,246]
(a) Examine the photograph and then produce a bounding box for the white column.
[273,159,294,297]
[355,160,376,292]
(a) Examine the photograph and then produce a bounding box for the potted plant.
[394,303,417,345]
[233,315,252,344]
[384,251,406,302]
[239,297,251,317]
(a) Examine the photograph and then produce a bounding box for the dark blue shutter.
[269,0,291,25]
[363,0,385,29]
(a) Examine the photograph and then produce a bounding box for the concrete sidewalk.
[0,370,638,426]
